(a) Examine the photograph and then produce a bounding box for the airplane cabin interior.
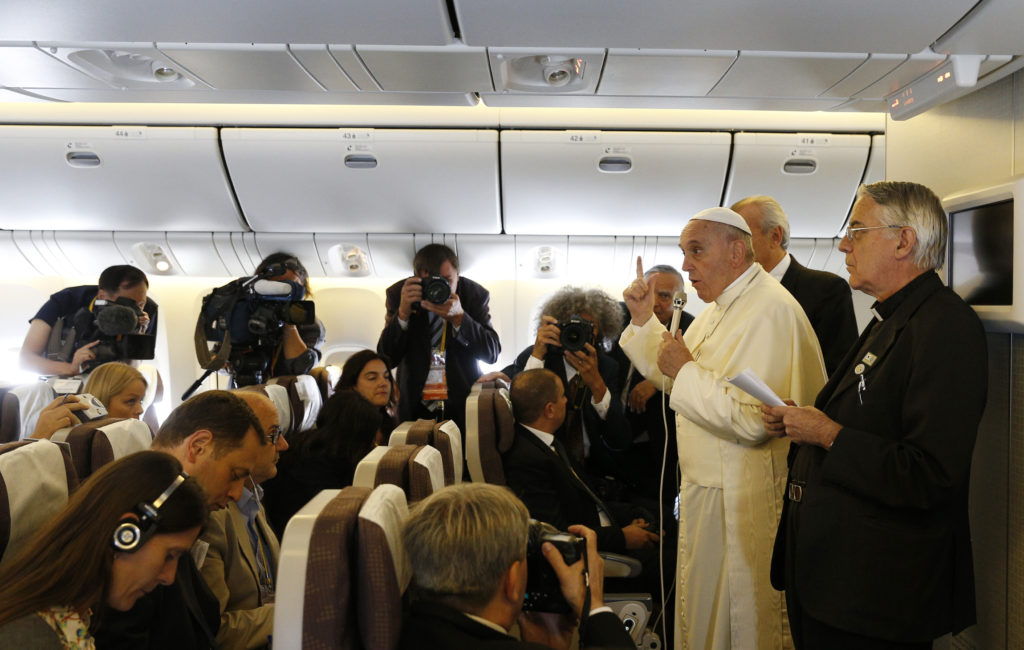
[1,0,1023,647]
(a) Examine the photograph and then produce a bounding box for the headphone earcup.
[112,519,144,553]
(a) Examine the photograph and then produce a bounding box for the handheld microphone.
[668,290,687,335]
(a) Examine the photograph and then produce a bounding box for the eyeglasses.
[842,224,905,241]
[264,425,283,445]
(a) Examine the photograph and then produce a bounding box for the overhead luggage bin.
[221,128,501,234]
[0,126,245,232]
[501,130,731,236]
[722,133,871,239]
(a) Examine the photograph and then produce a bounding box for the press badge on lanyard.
[422,327,448,402]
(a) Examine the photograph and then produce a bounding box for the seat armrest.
[600,552,642,578]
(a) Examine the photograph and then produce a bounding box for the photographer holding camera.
[400,483,635,650]
[19,265,157,377]
[193,253,321,390]
[494,287,631,481]
[377,244,500,434]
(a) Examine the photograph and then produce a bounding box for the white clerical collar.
[463,612,510,635]
[521,423,556,449]
[768,253,791,282]
[715,262,760,308]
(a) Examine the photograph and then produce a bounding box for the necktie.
[563,372,587,466]
[429,312,445,349]
[551,438,616,528]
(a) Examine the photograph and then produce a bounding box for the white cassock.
[620,264,826,650]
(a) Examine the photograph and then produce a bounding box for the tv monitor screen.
[949,199,1013,307]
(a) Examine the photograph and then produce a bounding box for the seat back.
[269,375,323,433]
[464,386,516,484]
[388,419,462,485]
[51,418,154,480]
[309,365,341,403]
[0,440,78,563]
[353,445,444,503]
[273,484,410,650]
[136,364,164,433]
[274,487,367,650]
[356,484,411,650]
[8,381,58,441]
[0,388,21,444]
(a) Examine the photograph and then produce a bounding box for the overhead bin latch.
[598,156,632,173]
[782,159,817,175]
[66,151,101,168]
[344,154,378,169]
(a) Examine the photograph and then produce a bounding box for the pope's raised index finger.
[636,255,644,280]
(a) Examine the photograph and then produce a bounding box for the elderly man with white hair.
[621,207,827,650]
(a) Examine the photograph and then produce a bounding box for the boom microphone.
[96,304,140,335]
[668,289,687,335]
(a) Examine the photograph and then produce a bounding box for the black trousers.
[787,590,932,650]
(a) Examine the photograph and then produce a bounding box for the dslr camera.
[522,520,586,613]
[199,266,316,386]
[66,296,156,373]
[419,275,452,305]
[558,314,594,352]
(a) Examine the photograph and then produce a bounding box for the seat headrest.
[357,484,410,650]
[0,440,78,562]
[494,387,516,454]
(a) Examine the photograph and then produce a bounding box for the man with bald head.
[731,195,858,375]
[620,207,827,649]
[200,389,289,650]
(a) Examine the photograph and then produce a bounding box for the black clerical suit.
[399,600,635,650]
[505,346,631,480]
[772,271,988,646]
[503,423,626,553]
[779,257,859,376]
[378,276,500,434]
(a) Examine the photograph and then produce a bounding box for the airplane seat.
[273,486,368,650]
[352,444,444,503]
[49,417,153,480]
[471,378,510,393]
[464,385,516,484]
[388,418,462,485]
[355,483,411,650]
[138,366,164,433]
[0,439,78,564]
[272,484,410,650]
[242,383,294,437]
[309,365,341,403]
[8,381,58,442]
[268,374,322,433]
[0,388,21,443]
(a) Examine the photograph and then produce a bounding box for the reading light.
[533,246,561,277]
[888,54,986,121]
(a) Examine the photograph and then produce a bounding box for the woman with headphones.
[0,451,207,648]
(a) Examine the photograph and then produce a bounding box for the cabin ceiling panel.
[820,54,907,98]
[0,126,246,232]
[598,50,737,96]
[22,88,480,106]
[501,130,731,236]
[164,233,232,276]
[289,45,361,92]
[723,133,871,238]
[453,0,977,53]
[853,51,947,99]
[934,0,1024,55]
[709,52,868,98]
[157,44,322,92]
[0,0,454,46]
[356,44,493,93]
[220,128,501,234]
[0,44,111,88]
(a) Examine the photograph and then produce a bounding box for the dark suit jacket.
[610,309,693,497]
[399,600,635,650]
[780,257,858,377]
[503,423,626,553]
[377,276,500,433]
[772,271,987,642]
[506,345,631,475]
[95,554,221,650]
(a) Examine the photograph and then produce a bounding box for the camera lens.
[422,276,452,304]
[558,315,593,352]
